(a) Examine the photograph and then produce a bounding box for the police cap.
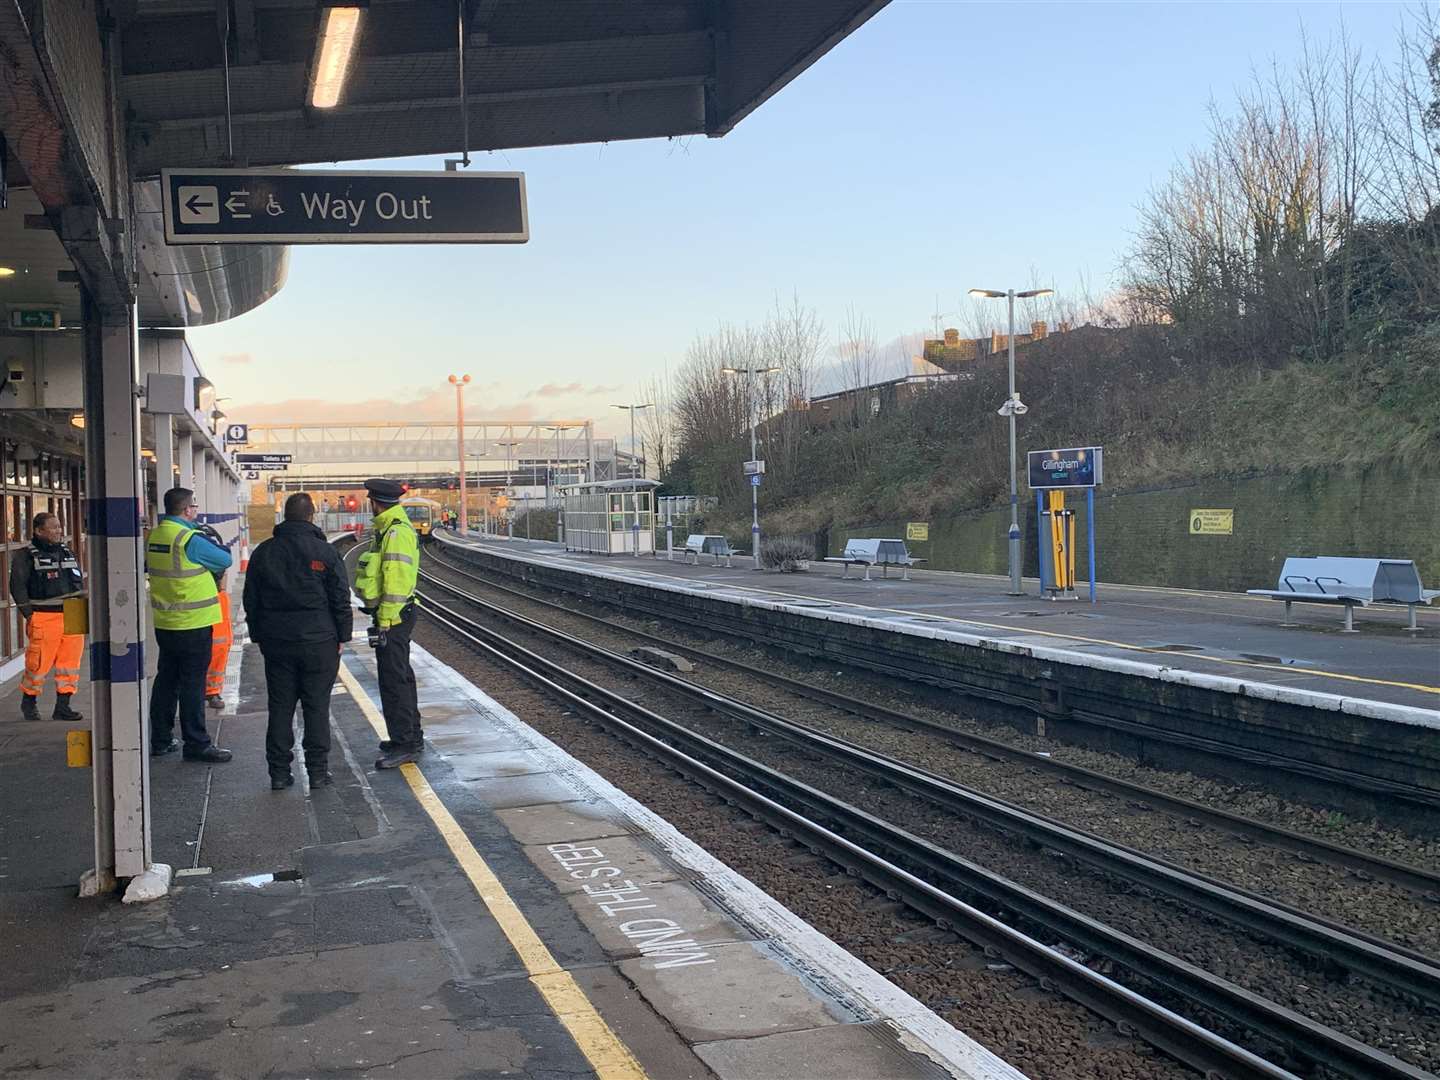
[364,478,406,504]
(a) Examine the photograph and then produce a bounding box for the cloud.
[525,382,625,400]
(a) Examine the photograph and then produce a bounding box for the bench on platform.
[683,534,737,567]
[824,538,926,581]
[1247,556,1438,632]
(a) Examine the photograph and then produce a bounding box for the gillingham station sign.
[162,169,528,245]
[1027,446,1104,489]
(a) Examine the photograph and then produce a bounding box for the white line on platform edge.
[406,641,1026,1080]
[440,536,1440,728]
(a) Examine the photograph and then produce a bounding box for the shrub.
[760,535,814,572]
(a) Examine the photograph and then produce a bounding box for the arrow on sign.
[185,193,213,215]
[225,191,251,218]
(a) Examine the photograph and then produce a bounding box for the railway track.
[425,546,1440,899]
[415,563,1437,1080]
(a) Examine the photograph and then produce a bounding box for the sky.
[188,0,1415,441]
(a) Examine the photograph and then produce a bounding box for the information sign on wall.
[1027,446,1104,489]
[906,522,929,542]
[1189,509,1234,535]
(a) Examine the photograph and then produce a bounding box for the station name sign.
[1027,446,1104,489]
[161,169,527,245]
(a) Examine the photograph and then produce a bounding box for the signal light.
[346,496,358,511]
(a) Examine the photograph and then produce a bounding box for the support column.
[154,415,174,508]
[192,446,208,514]
[177,431,194,490]
[80,293,163,900]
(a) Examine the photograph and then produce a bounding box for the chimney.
[1031,321,1047,339]
[943,327,959,346]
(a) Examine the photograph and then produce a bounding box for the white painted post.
[81,297,156,897]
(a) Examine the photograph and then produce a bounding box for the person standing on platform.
[196,523,232,711]
[243,493,352,790]
[147,487,233,763]
[353,478,422,769]
[10,512,85,722]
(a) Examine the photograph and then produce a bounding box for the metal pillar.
[80,294,156,896]
[1005,290,1022,595]
[177,431,194,490]
[191,443,206,509]
[154,415,174,505]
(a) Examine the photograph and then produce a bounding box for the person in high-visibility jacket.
[9,512,85,722]
[353,478,422,768]
[196,524,232,710]
[147,488,233,763]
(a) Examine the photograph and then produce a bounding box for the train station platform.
[0,598,1018,1079]
[438,533,1439,715]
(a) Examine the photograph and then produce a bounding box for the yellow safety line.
[335,663,647,1080]
[685,582,1440,697]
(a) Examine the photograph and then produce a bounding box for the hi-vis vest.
[146,519,221,630]
[28,542,83,604]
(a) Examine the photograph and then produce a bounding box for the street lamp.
[447,374,471,535]
[494,439,522,539]
[721,365,781,570]
[612,403,654,557]
[544,425,572,541]
[968,287,1053,595]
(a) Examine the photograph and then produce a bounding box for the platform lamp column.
[722,365,780,570]
[969,286,1052,595]
[448,374,471,535]
[496,440,521,539]
[612,403,653,556]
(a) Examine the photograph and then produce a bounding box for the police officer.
[147,487,233,763]
[353,479,422,768]
[10,512,85,722]
[243,492,352,790]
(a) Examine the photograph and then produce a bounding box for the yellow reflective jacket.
[354,503,419,628]
[147,518,222,630]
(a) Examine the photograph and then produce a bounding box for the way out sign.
[161,169,528,245]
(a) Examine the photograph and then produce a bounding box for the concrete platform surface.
[0,594,1021,1080]
[440,533,1440,717]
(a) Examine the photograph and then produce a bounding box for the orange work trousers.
[206,591,233,698]
[21,610,84,697]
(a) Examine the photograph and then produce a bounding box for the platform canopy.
[120,0,889,174]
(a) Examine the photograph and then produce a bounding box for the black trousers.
[377,604,423,750]
[262,641,341,775]
[151,625,214,753]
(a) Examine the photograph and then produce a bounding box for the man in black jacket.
[243,493,353,790]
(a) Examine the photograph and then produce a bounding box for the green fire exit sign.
[9,308,62,331]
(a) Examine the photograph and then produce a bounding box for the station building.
[0,0,890,904]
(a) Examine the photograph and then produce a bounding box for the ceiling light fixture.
[69,413,86,429]
[309,3,366,109]
[0,267,16,277]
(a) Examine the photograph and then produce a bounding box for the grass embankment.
[685,324,1440,541]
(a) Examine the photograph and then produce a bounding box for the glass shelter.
[561,479,660,555]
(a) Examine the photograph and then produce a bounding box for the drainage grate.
[1150,644,1204,652]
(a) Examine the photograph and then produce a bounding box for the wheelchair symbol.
[265,193,284,217]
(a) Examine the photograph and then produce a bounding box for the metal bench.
[683,534,736,567]
[1247,556,1439,632]
[823,538,926,581]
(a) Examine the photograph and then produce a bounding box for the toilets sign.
[161,169,527,245]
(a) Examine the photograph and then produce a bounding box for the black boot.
[20,695,40,722]
[307,770,334,788]
[52,694,83,722]
[270,771,294,791]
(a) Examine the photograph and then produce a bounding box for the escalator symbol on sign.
[177,185,220,225]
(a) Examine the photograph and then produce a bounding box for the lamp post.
[721,365,781,570]
[495,439,522,539]
[968,287,1053,595]
[544,424,571,543]
[612,403,654,556]
[447,374,471,535]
